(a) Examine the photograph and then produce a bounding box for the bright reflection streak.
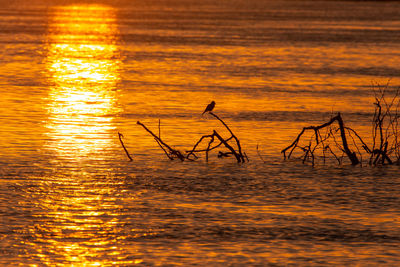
[39,4,130,266]
[45,4,121,161]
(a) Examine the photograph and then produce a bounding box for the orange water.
[1,1,400,265]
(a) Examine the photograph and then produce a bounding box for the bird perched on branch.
[202,101,215,115]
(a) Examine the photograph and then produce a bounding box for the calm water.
[1,0,400,265]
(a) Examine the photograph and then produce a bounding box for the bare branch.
[137,121,185,161]
[118,132,133,161]
[282,113,359,165]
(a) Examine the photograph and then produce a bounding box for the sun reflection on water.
[37,4,132,266]
[45,4,121,161]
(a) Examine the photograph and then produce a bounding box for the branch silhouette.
[118,132,133,161]
[282,113,359,165]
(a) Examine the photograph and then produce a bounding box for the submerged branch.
[137,121,185,161]
[209,112,246,163]
[118,132,133,161]
[282,113,359,165]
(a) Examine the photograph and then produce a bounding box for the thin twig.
[256,144,267,163]
[118,132,133,161]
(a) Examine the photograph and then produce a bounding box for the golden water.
[1,1,400,265]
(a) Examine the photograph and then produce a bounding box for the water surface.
[1,0,400,265]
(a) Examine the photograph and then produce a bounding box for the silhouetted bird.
[202,101,215,115]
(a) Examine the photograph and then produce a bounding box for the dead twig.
[256,144,266,163]
[118,132,133,161]
[137,121,185,161]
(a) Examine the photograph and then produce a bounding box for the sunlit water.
[1,0,400,265]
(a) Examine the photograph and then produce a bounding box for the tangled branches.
[283,84,400,166]
[119,85,400,166]
[186,112,247,163]
[121,110,247,163]
[369,83,400,165]
[281,113,361,166]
